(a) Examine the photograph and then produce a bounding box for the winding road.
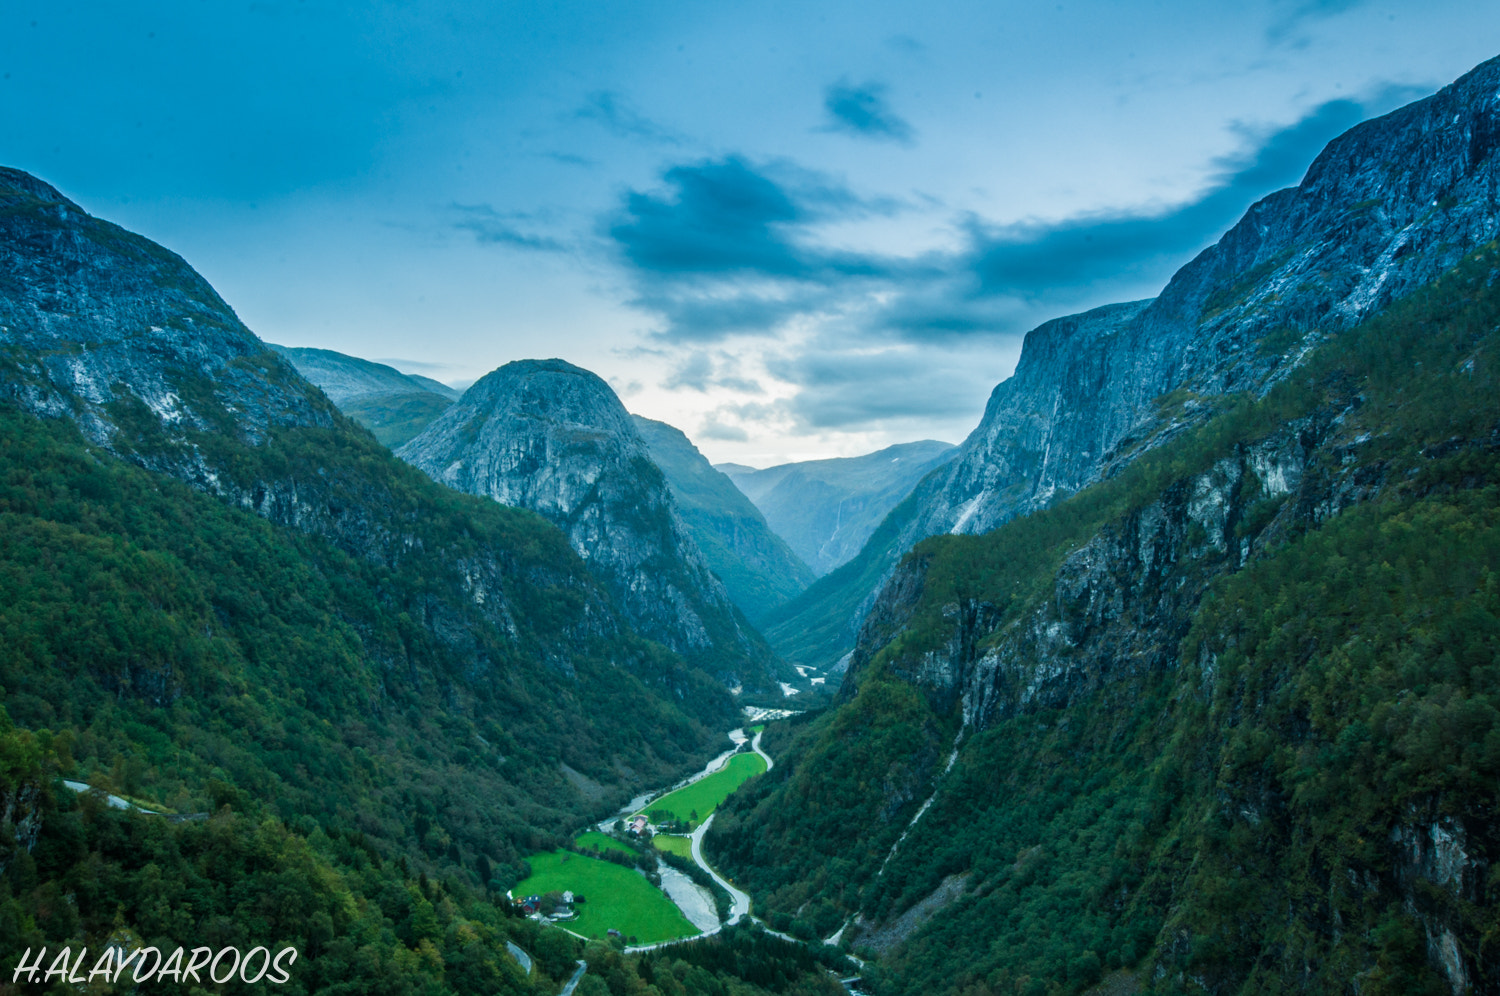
[559,959,587,996]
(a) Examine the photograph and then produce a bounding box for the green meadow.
[574,830,637,856]
[653,834,693,859]
[515,850,698,944]
[645,752,767,826]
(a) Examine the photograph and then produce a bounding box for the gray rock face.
[855,414,1339,726]
[782,55,1500,670]
[0,167,335,470]
[916,54,1500,549]
[399,359,780,688]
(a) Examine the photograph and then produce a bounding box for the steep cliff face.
[633,414,815,623]
[0,167,335,457]
[770,55,1500,673]
[0,167,743,868]
[918,53,1500,546]
[399,360,783,690]
[718,244,1500,995]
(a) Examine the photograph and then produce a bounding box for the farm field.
[574,830,637,856]
[653,834,693,859]
[515,850,698,944]
[644,752,767,826]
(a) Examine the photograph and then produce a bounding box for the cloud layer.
[603,86,1419,437]
[821,80,916,144]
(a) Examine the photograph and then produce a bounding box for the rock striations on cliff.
[772,53,1500,672]
[709,54,1500,996]
[399,359,784,691]
[0,165,744,845]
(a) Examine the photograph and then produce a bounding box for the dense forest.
[0,717,847,995]
[709,245,1500,993]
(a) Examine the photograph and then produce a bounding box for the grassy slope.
[712,246,1500,993]
[515,850,699,943]
[653,835,694,859]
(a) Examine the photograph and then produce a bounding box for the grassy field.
[574,830,637,856]
[516,850,698,944]
[644,752,767,826]
[653,834,693,859]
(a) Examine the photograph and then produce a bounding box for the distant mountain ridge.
[718,440,956,576]
[272,344,458,448]
[766,53,1500,672]
[633,415,815,623]
[398,358,785,692]
[269,345,459,403]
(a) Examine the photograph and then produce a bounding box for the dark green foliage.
[0,400,736,888]
[712,246,1500,994]
[635,923,850,996]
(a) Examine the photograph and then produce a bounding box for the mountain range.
[271,344,459,448]
[705,52,1500,995]
[718,441,956,578]
[3,47,1500,996]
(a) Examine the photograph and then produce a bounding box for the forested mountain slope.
[709,244,1500,995]
[0,166,756,991]
[765,53,1500,674]
[634,415,815,624]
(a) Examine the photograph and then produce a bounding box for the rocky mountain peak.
[399,358,782,689]
[0,167,333,463]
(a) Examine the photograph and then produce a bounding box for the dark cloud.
[821,80,915,144]
[609,156,888,279]
[664,351,714,391]
[575,91,683,145]
[611,85,1425,371]
[633,288,836,342]
[698,415,749,442]
[968,92,1418,301]
[663,351,765,393]
[452,204,566,251]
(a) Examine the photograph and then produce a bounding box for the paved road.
[61,780,156,812]
[749,730,773,771]
[691,813,751,923]
[504,941,531,975]
[559,960,587,996]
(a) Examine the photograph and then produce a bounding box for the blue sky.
[3,1,1497,464]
